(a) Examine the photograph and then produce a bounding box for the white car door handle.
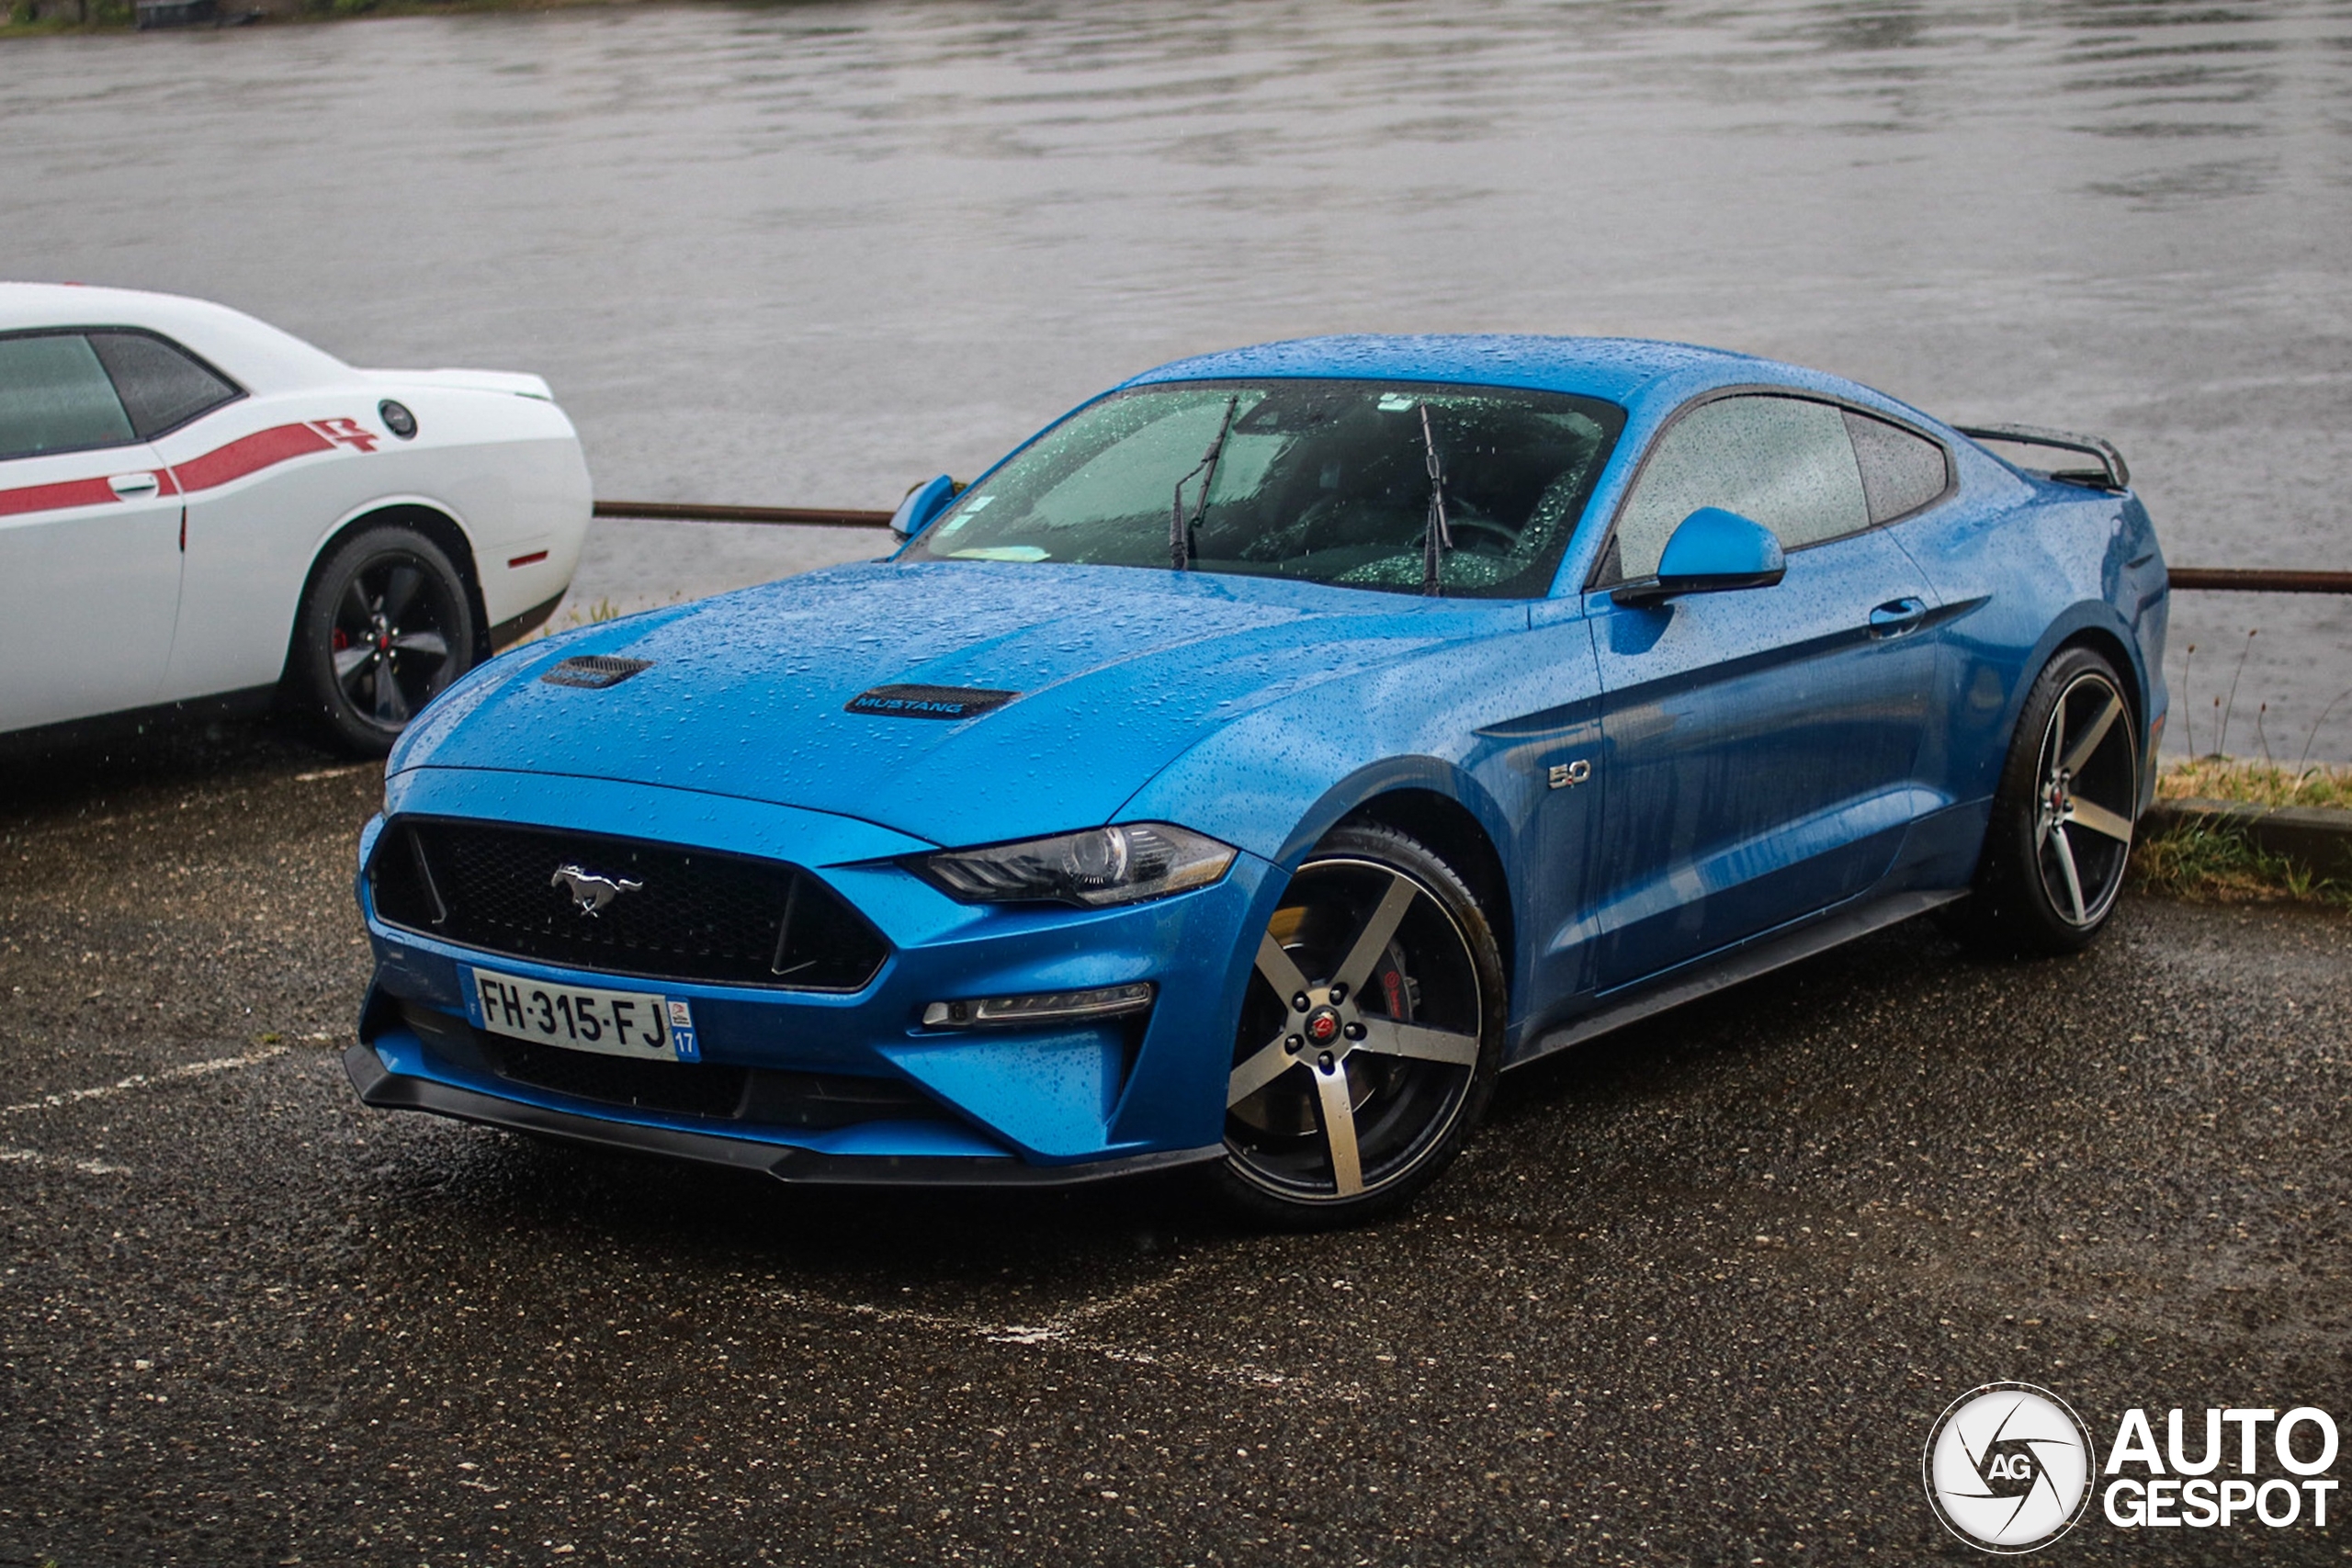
[107,471,163,499]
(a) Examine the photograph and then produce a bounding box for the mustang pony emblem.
[549,863,642,917]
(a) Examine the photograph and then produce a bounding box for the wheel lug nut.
[1284,1035,1302,1054]
[1317,1051,1334,1071]
[1293,993,1310,1012]
[1343,1021,1364,1040]
[1328,982,1348,1005]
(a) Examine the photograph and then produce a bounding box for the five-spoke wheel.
[2031,665,2137,929]
[1955,646,2140,953]
[1218,823,1501,1224]
[289,525,478,756]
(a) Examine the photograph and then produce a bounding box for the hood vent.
[542,655,654,690]
[844,683,1018,721]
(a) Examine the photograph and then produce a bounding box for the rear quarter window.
[88,330,242,439]
[0,333,137,462]
[1844,409,1951,524]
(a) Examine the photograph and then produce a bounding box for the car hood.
[394,560,1510,849]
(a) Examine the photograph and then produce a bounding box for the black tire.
[288,525,477,758]
[1950,646,2140,956]
[1214,821,1505,1228]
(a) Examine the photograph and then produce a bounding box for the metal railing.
[2163,569,2352,594]
[590,501,2347,592]
[594,500,892,529]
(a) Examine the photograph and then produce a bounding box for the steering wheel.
[1445,514,1520,554]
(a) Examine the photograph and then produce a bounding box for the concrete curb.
[2142,797,2352,880]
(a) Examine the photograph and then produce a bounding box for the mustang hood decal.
[394,560,1493,848]
[843,683,1019,720]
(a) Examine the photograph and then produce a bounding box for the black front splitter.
[343,1043,1222,1188]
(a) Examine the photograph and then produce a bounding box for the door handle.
[107,471,162,500]
[1868,597,1928,638]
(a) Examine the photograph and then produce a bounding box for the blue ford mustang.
[345,336,2167,1224]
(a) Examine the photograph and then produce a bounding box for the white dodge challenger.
[0,283,592,755]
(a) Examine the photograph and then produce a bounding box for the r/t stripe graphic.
[0,418,381,517]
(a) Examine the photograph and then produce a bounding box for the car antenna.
[1419,402,1453,595]
[1170,394,1241,571]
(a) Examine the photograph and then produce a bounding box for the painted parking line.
[0,1145,131,1177]
[762,1265,1362,1401]
[0,1043,1339,1392]
[0,1043,288,1119]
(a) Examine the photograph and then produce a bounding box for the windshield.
[908,379,1626,598]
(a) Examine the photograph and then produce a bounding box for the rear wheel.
[1952,647,2139,954]
[1216,822,1503,1227]
[288,525,476,757]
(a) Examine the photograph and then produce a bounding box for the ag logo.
[1923,1382,2093,1553]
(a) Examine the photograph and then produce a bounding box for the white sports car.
[0,283,592,755]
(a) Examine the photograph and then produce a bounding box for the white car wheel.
[289,525,476,756]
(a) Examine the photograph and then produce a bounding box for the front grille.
[371,818,888,990]
[399,1001,945,1127]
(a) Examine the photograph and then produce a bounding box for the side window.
[88,331,241,440]
[1843,409,1950,524]
[0,333,137,462]
[1608,395,1868,581]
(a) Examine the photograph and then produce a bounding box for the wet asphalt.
[1,724,2347,1568]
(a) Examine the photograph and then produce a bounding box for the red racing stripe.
[0,419,354,518]
[170,423,335,493]
[0,476,122,518]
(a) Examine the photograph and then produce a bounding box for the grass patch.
[2135,758,2351,906]
[2129,823,2342,906]
[560,595,625,628]
[2156,756,2352,810]
[3,0,132,30]
[519,591,695,643]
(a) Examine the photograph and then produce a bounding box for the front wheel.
[287,525,477,757]
[1951,646,2140,955]
[1215,822,1504,1228]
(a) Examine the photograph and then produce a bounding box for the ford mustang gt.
[345,335,2166,1224]
[0,283,591,756]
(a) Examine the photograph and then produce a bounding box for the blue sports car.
[345,336,2167,1224]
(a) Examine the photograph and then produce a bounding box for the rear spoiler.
[361,367,557,402]
[1953,423,2130,491]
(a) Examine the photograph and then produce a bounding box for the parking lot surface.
[3,728,2346,1566]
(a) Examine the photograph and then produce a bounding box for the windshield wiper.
[1419,402,1453,595]
[1170,394,1241,571]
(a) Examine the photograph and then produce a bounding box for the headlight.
[909,823,1236,908]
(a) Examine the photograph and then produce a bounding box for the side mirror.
[889,475,960,543]
[1613,508,1786,606]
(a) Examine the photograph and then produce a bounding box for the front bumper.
[351,767,1279,1182]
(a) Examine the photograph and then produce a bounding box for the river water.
[5,0,2349,755]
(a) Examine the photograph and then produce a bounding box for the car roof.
[1120,333,1772,405]
[1114,333,1959,440]
[0,281,352,392]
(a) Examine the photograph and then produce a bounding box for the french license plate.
[463,966,696,1063]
